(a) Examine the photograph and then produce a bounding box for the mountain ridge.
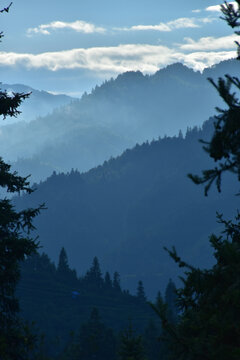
[4,58,239,183]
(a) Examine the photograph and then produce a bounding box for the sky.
[0,0,238,96]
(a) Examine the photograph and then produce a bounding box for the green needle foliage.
[188,1,240,196]
[0,4,44,359]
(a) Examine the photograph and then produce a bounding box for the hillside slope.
[3,59,239,183]
[15,119,239,298]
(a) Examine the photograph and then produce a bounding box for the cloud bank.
[0,44,236,74]
[117,17,214,32]
[27,20,106,36]
[178,34,238,51]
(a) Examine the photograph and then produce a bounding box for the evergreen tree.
[151,2,240,359]
[188,1,240,195]
[118,321,146,360]
[104,271,113,290]
[57,247,77,285]
[164,279,178,324]
[143,320,162,360]
[113,271,121,293]
[84,256,103,289]
[57,247,69,273]
[137,281,147,302]
[62,308,116,360]
[0,4,43,359]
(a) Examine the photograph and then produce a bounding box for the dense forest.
[0,58,238,183]
[14,117,239,297]
[17,250,178,358]
[2,0,240,359]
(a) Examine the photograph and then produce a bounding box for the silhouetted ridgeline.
[1,83,74,124]
[15,118,239,299]
[1,59,239,182]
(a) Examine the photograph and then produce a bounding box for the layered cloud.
[206,2,237,12]
[178,34,238,51]
[0,44,235,74]
[27,20,106,36]
[117,17,215,32]
[180,50,235,71]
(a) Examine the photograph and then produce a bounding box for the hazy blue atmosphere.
[0,0,236,95]
[1,1,240,359]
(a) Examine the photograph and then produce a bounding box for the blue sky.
[0,0,238,96]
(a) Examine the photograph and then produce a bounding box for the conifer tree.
[143,320,162,360]
[118,321,146,360]
[84,257,103,289]
[104,271,113,290]
[0,3,43,358]
[57,247,77,285]
[188,1,240,195]
[62,308,116,360]
[164,279,178,324]
[57,247,69,273]
[151,2,240,359]
[113,271,121,293]
[137,281,147,302]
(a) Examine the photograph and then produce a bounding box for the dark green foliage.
[189,1,240,195]
[118,321,146,360]
[159,214,240,359]
[0,5,43,359]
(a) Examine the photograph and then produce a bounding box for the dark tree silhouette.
[0,5,43,359]
[118,321,146,360]
[151,2,240,359]
[189,1,240,195]
[137,281,147,302]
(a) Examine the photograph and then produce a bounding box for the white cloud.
[206,2,237,12]
[192,9,201,13]
[0,44,236,75]
[27,20,106,36]
[118,17,215,32]
[180,51,236,71]
[0,45,178,73]
[178,34,238,51]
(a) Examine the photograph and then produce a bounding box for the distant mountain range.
[15,119,240,299]
[0,83,75,125]
[1,58,239,183]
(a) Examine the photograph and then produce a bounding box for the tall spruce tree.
[151,2,240,359]
[118,321,146,360]
[84,257,103,290]
[0,3,43,358]
[188,1,240,195]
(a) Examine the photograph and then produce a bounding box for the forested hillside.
[15,117,239,298]
[1,59,238,183]
[17,251,172,358]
